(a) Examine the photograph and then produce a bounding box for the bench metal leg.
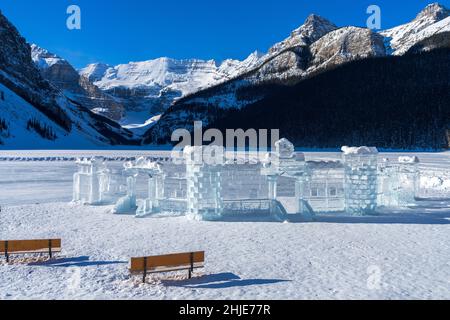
[142,257,147,283]
[48,239,52,259]
[188,252,194,279]
[4,241,8,263]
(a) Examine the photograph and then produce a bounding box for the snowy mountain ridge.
[81,53,264,92]
[83,3,450,133]
[30,45,125,121]
[1,3,449,148]
[381,3,450,55]
[144,3,449,144]
[30,44,63,70]
[78,52,263,128]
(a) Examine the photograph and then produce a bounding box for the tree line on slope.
[209,48,450,150]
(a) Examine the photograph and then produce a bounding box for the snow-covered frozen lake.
[0,150,449,299]
[0,150,449,206]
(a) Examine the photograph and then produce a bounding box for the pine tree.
[26,118,57,140]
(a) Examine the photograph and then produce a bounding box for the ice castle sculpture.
[113,157,164,216]
[72,138,433,221]
[73,157,109,205]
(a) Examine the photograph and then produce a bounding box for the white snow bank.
[398,156,420,164]
[341,146,379,155]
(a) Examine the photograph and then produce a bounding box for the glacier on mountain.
[78,53,263,127]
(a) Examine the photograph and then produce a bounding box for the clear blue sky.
[0,0,447,68]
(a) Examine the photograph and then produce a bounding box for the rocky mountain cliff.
[381,3,449,55]
[269,14,338,54]
[31,45,124,121]
[0,10,137,148]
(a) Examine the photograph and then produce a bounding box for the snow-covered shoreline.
[1,202,449,300]
[0,150,448,162]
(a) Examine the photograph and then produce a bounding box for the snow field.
[0,201,449,300]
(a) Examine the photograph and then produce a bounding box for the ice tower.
[342,146,379,215]
[184,146,224,221]
[397,156,420,206]
[72,157,108,205]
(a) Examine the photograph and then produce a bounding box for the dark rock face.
[0,10,138,146]
[308,27,386,74]
[31,45,124,121]
[269,14,337,54]
[0,10,71,130]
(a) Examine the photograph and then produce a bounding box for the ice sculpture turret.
[184,146,225,221]
[397,156,420,206]
[342,146,379,215]
[72,157,108,205]
[262,138,313,219]
[378,158,400,207]
[271,138,306,175]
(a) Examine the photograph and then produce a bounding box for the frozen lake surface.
[0,150,449,206]
[0,150,449,299]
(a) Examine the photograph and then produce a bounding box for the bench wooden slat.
[130,262,204,275]
[130,251,205,272]
[0,239,61,254]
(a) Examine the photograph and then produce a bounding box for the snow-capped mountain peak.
[415,2,449,21]
[218,51,265,78]
[30,44,66,70]
[0,11,135,147]
[269,14,337,54]
[299,14,338,42]
[79,63,112,82]
[381,3,449,55]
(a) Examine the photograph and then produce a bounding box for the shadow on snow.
[162,272,290,289]
[28,256,127,267]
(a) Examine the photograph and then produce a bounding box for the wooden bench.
[130,251,205,283]
[0,239,61,262]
